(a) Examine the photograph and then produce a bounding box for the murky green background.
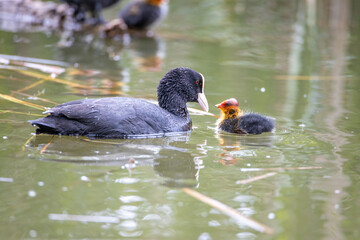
[1,0,360,239]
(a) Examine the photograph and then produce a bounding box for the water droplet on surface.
[198,232,212,240]
[113,55,121,61]
[3,136,8,139]
[236,232,256,238]
[119,196,145,203]
[62,186,68,191]
[38,181,44,186]
[142,214,161,221]
[260,87,266,92]
[28,190,36,198]
[115,178,138,184]
[208,220,221,227]
[268,212,275,219]
[80,176,90,182]
[119,220,137,230]
[299,123,306,128]
[29,230,37,238]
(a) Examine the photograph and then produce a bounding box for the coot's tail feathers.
[28,118,59,135]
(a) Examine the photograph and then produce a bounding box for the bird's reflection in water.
[127,34,165,72]
[154,150,203,188]
[56,32,126,69]
[28,133,203,188]
[216,132,276,166]
[55,32,127,96]
[54,32,165,95]
[56,31,165,72]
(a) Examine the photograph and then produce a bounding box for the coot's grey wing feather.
[31,97,188,137]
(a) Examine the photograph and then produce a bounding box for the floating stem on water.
[0,93,47,111]
[182,187,273,234]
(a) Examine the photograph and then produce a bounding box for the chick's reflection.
[216,133,275,166]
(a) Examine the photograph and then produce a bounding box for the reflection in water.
[28,132,203,188]
[55,32,165,72]
[53,33,166,95]
[127,35,165,72]
[154,150,203,188]
[215,131,275,165]
[55,33,126,69]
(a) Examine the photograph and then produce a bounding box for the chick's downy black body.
[62,0,121,23]
[119,0,168,30]
[216,98,275,135]
[218,113,275,135]
[29,68,208,138]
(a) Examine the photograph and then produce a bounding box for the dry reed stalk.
[188,107,219,118]
[22,134,36,151]
[240,166,322,172]
[236,172,277,185]
[0,110,44,117]
[40,136,55,154]
[182,187,273,234]
[15,79,46,93]
[12,91,58,105]
[0,93,47,110]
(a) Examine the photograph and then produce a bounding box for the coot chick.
[216,98,275,135]
[62,0,121,23]
[29,68,209,138]
[119,0,168,30]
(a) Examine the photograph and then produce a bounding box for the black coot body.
[218,113,275,135]
[62,0,121,23]
[216,98,275,135]
[119,0,168,30]
[29,68,209,138]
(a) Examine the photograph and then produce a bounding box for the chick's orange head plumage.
[216,98,238,109]
[147,0,167,6]
[216,98,242,119]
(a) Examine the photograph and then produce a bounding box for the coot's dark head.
[216,98,242,119]
[157,68,209,116]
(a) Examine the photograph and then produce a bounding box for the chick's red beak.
[215,101,227,109]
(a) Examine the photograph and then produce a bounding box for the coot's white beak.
[197,92,209,112]
[197,73,209,112]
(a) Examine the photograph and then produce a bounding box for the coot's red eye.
[196,80,199,85]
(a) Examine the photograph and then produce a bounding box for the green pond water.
[1,0,360,239]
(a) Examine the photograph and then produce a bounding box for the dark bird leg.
[89,1,106,24]
[73,6,86,22]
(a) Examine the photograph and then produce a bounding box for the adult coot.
[29,68,209,138]
[216,98,275,135]
[62,0,121,23]
[119,0,168,30]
